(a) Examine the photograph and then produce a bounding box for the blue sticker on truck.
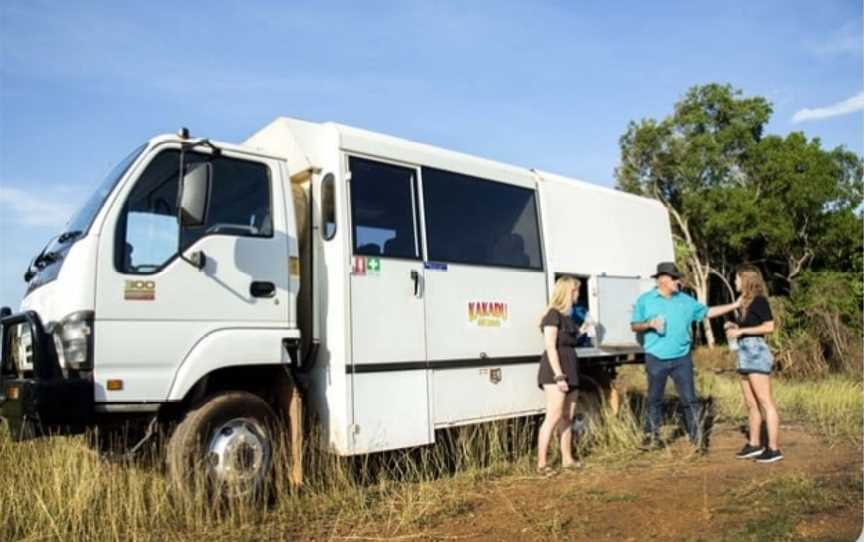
[424,262,448,271]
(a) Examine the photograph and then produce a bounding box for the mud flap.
[275,372,304,486]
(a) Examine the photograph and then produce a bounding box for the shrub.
[760,272,862,379]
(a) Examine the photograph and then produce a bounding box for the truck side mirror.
[179,162,212,227]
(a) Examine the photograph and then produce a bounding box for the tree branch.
[709,268,739,319]
[788,249,814,280]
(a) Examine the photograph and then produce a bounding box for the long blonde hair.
[737,264,768,317]
[541,276,580,323]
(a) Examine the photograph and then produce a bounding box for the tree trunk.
[689,258,716,349]
[665,203,716,349]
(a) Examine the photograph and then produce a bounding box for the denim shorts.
[736,337,774,375]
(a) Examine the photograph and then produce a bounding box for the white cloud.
[791,91,864,123]
[0,186,78,228]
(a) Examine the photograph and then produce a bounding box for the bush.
[768,272,862,378]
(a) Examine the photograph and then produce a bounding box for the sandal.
[562,461,583,471]
[536,465,557,477]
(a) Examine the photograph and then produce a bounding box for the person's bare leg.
[739,376,763,447]
[559,390,578,466]
[537,385,566,469]
[749,374,780,450]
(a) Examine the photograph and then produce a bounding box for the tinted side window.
[117,151,180,273]
[321,173,337,240]
[422,167,543,270]
[198,157,272,240]
[349,157,420,259]
[116,150,272,274]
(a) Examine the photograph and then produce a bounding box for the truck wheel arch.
[166,328,297,402]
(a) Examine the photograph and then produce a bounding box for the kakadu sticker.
[467,301,510,328]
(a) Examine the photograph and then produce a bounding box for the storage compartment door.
[595,276,643,346]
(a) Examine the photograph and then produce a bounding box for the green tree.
[743,133,863,286]
[615,83,772,347]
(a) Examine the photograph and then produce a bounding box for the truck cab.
[1,132,303,495]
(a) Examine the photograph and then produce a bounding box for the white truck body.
[5,117,673,459]
[242,118,673,454]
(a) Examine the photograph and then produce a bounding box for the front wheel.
[166,391,278,499]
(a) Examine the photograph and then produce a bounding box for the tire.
[166,391,278,500]
[572,374,605,443]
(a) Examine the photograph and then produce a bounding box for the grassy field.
[1,352,861,541]
[699,371,863,445]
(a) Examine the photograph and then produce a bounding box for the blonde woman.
[725,264,781,463]
[536,276,582,474]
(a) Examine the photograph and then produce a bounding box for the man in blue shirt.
[631,262,740,449]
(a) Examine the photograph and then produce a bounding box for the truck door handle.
[410,270,421,297]
[250,281,276,298]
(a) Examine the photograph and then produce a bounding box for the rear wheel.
[573,374,605,440]
[167,391,278,499]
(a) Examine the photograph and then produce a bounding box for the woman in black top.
[536,276,582,474]
[724,265,782,463]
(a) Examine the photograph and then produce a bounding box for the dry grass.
[2,365,861,541]
[0,417,542,541]
[0,400,647,541]
[698,371,864,444]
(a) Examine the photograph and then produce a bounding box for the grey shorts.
[736,337,774,375]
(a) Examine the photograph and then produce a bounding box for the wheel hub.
[206,417,271,494]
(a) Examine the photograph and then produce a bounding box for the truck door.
[595,275,644,347]
[93,145,290,403]
[420,167,546,425]
[346,156,431,452]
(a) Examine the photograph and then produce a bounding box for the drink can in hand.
[728,335,739,351]
[655,315,665,335]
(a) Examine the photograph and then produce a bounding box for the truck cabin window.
[349,157,420,259]
[422,167,543,270]
[116,150,272,274]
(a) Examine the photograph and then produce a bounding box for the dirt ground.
[325,423,863,541]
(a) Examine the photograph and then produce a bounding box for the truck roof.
[244,116,664,210]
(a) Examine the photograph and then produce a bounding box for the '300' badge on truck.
[125,280,156,301]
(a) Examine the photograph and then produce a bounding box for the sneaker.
[736,443,764,459]
[755,448,784,463]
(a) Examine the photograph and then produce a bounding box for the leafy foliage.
[743,133,864,285]
[616,82,863,365]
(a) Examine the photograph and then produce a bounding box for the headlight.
[12,323,34,373]
[51,311,94,371]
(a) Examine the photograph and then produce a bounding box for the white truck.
[0,117,673,495]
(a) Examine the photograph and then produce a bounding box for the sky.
[0,0,861,309]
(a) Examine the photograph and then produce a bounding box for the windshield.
[65,143,147,235]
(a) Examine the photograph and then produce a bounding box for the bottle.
[655,315,666,335]
[584,316,597,339]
